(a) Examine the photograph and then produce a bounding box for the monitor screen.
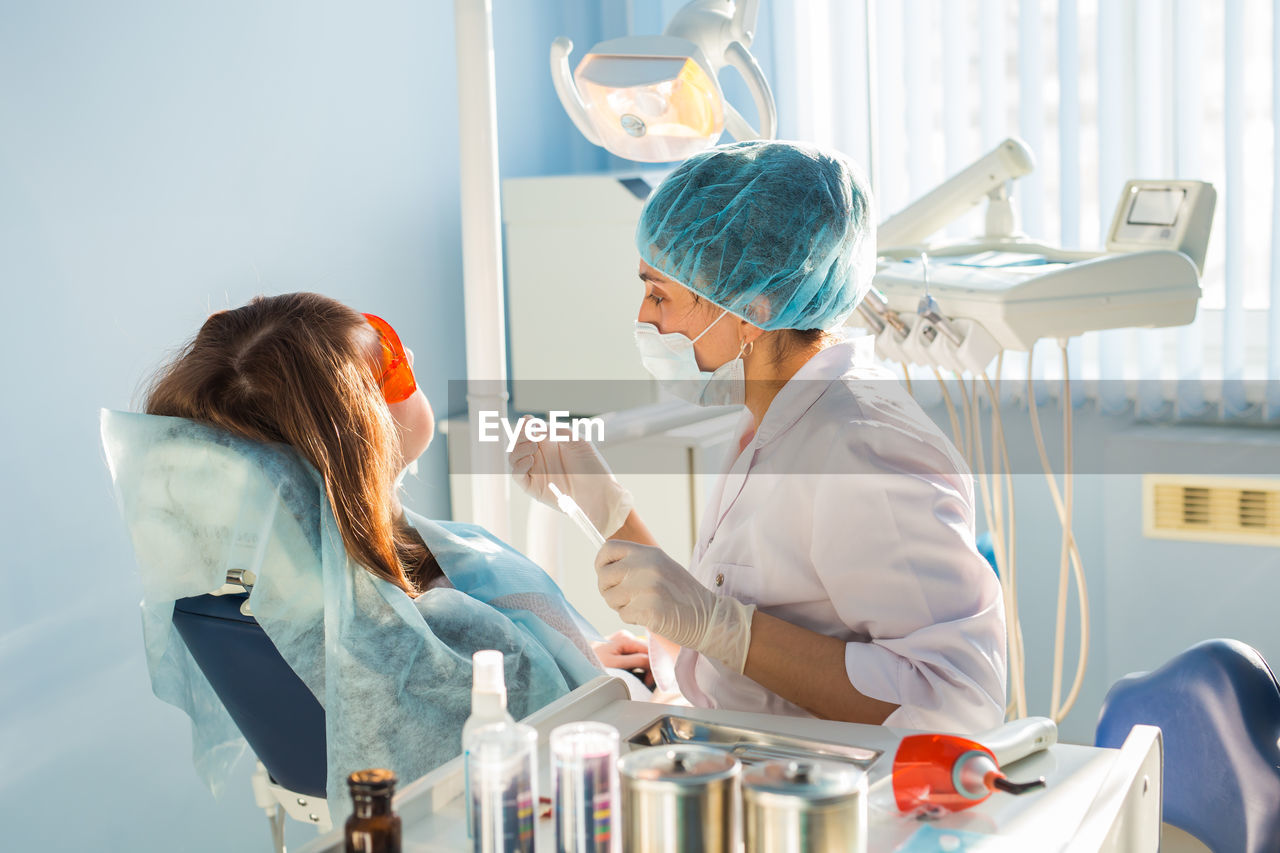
[1127,188,1185,227]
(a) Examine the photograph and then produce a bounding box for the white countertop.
[298,678,1161,852]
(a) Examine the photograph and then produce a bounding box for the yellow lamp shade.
[574,52,725,162]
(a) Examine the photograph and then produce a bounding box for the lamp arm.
[549,37,602,147]
[723,104,758,141]
[723,39,777,140]
[731,0,761,45]
[877,137,1035,250]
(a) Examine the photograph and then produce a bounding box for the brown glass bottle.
[345,769,402,853]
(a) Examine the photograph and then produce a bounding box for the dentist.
[511,141,1006,733]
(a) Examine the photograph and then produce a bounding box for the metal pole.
[454,0,511,537]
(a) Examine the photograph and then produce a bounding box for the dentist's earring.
[741,339,754,358]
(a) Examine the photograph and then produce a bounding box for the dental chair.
[171,575,330,853]
[103,409,606,853]
[1094,638,1280,853]
[101,408,337,852]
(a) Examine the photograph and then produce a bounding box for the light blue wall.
[0,1,608,849]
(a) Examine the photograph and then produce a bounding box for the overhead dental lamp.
[551,0,777,162]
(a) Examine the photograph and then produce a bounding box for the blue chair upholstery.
[1095,639,1280,853]
[172,593,327,799]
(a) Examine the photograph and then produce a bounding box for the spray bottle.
[464,650,515,837]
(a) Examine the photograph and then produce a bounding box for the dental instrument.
[915,254,964,348]
[891,731,1046,816]
[549,482,608,550]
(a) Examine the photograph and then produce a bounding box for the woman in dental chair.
[104,291,643,810]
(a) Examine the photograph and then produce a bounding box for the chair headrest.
[101,410,324,601]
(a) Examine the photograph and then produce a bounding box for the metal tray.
[625,715,882,769]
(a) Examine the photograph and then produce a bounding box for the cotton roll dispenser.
[617,745,740,852]
[742,759,868,853]
[551,721,620,853]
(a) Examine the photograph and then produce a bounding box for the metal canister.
[742,760,867,853]
[617,745,740,852]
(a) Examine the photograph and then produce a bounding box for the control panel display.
[1127,188,1186,227]
[1107,179,1215,272]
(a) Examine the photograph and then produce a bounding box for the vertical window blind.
[760,0,1279,421]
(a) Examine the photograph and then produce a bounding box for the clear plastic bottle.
[464,650,515,837]
[467,721,539,852]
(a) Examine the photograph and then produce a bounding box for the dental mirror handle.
[548,483,607,550]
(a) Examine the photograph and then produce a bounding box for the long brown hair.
[145,292,439,595]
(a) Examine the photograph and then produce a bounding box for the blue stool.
[975,531,999,577]
[1095,639,1280,853]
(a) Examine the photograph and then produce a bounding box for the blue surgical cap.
[636,140,876,331]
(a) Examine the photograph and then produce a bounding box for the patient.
[146,292,446,597]
[145,291,642,650]
[112,291,645,808]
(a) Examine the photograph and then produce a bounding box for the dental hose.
[963,371,1027,720]
[1026,343,1090,723]
[980,368,1026,720]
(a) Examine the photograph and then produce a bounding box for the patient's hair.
[145,292,439,595]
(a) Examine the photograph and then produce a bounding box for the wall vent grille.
[1144,476,1280,545]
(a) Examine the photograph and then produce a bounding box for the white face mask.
[634,309,748,407]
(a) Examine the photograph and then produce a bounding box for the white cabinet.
[503,173,663,415]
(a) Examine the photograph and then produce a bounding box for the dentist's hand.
[508,417,633,537]
[594,541,756,673]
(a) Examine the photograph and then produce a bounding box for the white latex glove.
[508,417,634,538]
[594,540,755,673]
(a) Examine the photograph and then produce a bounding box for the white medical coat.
[657,338,1007,733]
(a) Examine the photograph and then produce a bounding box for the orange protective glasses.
[363,313,417,404]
